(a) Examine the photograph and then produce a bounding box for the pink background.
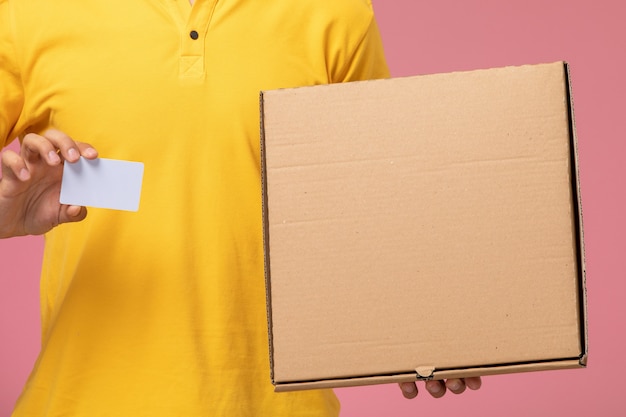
[1,0,624,415]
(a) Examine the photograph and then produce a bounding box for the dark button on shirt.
[190,30,199,40]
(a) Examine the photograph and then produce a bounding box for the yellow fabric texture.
[1,0,389,415]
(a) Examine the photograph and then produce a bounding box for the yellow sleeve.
[332,1,390,83]
[0,0,24,147]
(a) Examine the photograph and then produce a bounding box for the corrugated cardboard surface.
[261,62,586,390]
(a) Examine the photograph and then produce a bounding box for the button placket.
[179,0,218,79]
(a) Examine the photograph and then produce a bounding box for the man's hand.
[398,377,482,399]
[0,129,98,238]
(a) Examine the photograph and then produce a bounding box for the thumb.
[58,205,88,225]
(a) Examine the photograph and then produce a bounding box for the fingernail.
[68,148,78,160]
[84,147,97,158]
[449,381,461,391]
[428,383,442,394]
[402,384,416,395]
[48,151,60,163]
[19,168,30,180]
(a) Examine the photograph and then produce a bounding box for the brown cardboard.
[260,62,586,391]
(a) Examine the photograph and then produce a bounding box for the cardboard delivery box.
[260,62,587,392]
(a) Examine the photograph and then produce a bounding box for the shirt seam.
[334,9,376,83]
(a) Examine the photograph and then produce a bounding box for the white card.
[60,157,144,212]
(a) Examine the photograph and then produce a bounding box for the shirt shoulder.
[297,0,376,21]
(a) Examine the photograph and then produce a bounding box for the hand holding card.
[60,157,144,212]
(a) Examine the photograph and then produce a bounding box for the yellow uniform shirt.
[0,0,389,415]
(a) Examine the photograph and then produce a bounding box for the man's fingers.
[38,129,84,162]
[446,378,467,394]
[41,129,98,160]
[1,149,30,181]
[76,142,98,159]
[398,382,418,399]
[22,133,63,164]
[22,130,97,165]
[465,376,482,391]
[400,377,482,400]
[425,380,446,398]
